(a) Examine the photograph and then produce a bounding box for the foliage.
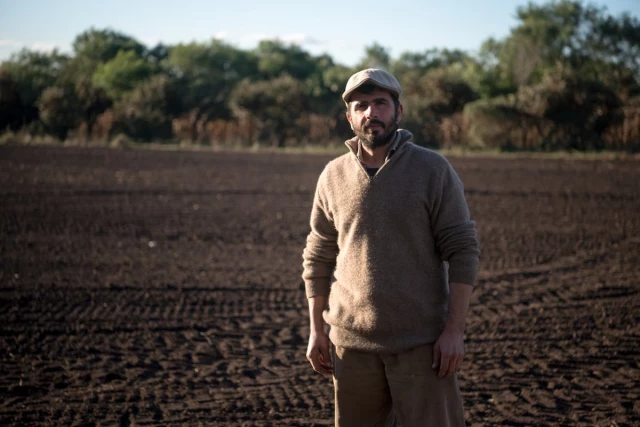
[464,67,622,151]
[392,48,470,83]
[93,50,156,99]
[489,0,640,88]
[402,67,478,148]
[1,0,639,151]
[38,86,80,139]
[516,67,621,150]
[255,40,319,80]
[464,96,550,150]
[0,49,69,127]
[230,74,307,147]
[0,70,22,131]
[112,75,179,141]
[358,43,392,70]
[166,39,258,140]
[72,28,146,66]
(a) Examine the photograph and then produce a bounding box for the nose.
[365,104,378,119]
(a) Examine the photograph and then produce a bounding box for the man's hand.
[306,332,333,377]
[306,295,332,377]
[432,329,464,378]
[432,281,473,378]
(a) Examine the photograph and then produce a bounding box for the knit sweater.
[302,129,480,353]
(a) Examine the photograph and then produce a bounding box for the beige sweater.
[302,129,480,353]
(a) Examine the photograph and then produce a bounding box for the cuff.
[305,279,331,298]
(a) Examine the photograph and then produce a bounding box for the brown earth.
[0,145,638,426]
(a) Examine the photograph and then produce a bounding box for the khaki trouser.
[333,343,465,427]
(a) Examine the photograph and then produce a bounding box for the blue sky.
[1,0,639,66]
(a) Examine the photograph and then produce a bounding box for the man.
[302,68,480,426]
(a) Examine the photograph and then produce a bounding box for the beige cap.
[342,68,402,103]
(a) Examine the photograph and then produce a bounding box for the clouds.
[242,32,323,46]
[206,31,355,65]
[0,39,22,48]
[213,31,228,40]
[214,31,346,49]
[0,39,61,58]
[30,42,60,52]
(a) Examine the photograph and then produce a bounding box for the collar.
[356,132,401,166]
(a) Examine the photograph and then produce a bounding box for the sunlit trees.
[112,75,179,141]
[464,66,622,150]
[38,86,80,139]
[255,40,319,80]
[1,0,639,151]
[488,0,640,88]
[93,50,156,99]
[517,67,621,150]
[166,40,258,141]
[230,74,307,147]
[358,43,392,71]
[402,67,478,148]
[72,28,146,66]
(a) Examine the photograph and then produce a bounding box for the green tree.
[402,67,478,148]
[230,74,307,147]
[0,70,23,131]
[93,50,156,99]
[255,40,320,80]
[319,64,356,137]
[466,38,517,98]
[516,66,621,150]
[74,76,112,139]
[166,40,258,141]
[44,29,148,140]
[392,48,469,79]
[38,86,80,139]
[0,49,69,127]
[146,43,169,64]
[494,0,640,87]
[72,28,146,66]
[357,43,392,70]
[113,74,179,141]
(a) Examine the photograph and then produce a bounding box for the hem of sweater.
[329,325,442,354]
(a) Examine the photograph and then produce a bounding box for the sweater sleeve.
[430,160,480,287]
[302,169,339,298]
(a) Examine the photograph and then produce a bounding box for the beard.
[354,115,398,149]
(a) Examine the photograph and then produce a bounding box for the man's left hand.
[432,329,464,378]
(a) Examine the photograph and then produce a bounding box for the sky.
[1,0,639,66]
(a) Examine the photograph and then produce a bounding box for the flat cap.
[342,68,402,103]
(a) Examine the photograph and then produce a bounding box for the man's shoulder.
[314,153,360,201]
[403,142,451,170]
[320,152,353,176]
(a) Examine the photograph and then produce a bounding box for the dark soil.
[1,145,638,426]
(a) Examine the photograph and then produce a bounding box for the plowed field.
[1,145,638,426]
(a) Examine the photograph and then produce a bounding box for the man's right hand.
[306,332,333,378]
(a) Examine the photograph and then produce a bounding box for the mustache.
[364,119,386,128]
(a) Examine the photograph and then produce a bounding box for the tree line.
[1,0,639,151]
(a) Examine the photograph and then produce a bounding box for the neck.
[360,138,393,168]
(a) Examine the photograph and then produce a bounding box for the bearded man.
[302,68,480,426]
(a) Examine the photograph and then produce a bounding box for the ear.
[346,109,354,129]
[395,103,404,124]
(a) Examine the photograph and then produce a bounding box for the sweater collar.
[345,129,414,160]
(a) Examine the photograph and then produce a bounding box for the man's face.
[347,88,403,149]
